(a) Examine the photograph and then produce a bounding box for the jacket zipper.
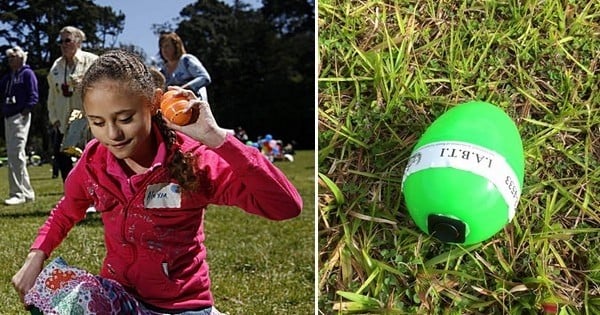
[120,167,170,287]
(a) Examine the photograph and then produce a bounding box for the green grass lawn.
[0,150,315,314]
[319,1,600,314]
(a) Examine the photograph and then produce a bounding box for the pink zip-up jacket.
[30,128,303,311]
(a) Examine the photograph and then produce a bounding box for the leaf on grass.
[471,285,492,296]
[509,284,529,293]
[424,243,482,267]
[318,173,345,205]
[348,210,397,225]
[335,290,383,309]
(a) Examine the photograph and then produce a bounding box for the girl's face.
[83,79,156,164]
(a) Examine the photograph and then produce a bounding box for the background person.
[47,26,98,182]
[158,32,211,101]
[0,46,37,205]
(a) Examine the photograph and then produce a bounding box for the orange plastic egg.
[160,90,192,125]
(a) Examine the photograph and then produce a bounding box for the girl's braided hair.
[80,49,200,191]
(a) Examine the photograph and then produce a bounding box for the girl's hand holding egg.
[160,90,194,126]
[160,87,227,148]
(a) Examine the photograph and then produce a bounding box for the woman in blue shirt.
[158,32,212,101]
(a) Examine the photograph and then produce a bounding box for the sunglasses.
[58,38,74,45]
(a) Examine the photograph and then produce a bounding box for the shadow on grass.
[40,192,65,197]
[0,209,51,218]
[0,211,103,227]
[76,215,103,227]
[30,176,61,182]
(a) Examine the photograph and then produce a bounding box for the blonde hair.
[60,26,86,44]
[5,46,27,65]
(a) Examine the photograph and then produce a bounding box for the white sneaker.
[5,196,26,205]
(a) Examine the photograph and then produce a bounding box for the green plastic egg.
[401,101,524,245]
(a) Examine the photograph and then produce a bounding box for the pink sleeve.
[203,134,302,220]
[30,167,92,257]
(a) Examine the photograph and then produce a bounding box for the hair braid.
[152,112,202,192]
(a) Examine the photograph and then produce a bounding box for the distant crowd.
[234,126,296,162]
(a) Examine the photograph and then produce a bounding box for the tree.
[173,0,315,149]
[0,0,315,152]
[258,0,315,148]
[0,0,124,67]
[261,0,314,35]
[0,0,125,155]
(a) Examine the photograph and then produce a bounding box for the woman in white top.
[158,32,212,101]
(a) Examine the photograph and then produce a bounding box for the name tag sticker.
[401,141,521,220]
[144,183,182,209]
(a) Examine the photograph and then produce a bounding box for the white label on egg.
[401,141,521,221]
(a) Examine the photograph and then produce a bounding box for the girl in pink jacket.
[12,50,303,314]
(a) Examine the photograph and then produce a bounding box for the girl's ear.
[152,88,163,114]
